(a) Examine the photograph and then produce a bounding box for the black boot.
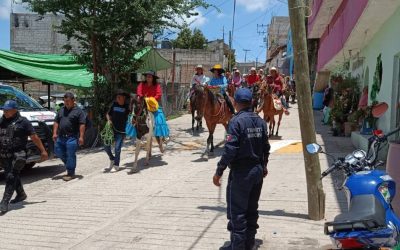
[10,179,26,204]
[0,184,14,213]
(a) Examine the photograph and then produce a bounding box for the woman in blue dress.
[209,64,236,114]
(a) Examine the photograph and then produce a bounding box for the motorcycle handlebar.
[321,162,340,179]
[385,126,400,138]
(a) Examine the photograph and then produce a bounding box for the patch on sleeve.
[226,134,238,142]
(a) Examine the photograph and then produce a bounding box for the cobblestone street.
[0,105,352,249]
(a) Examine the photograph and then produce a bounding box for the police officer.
[0,100,48,213]
[213,88,270,250]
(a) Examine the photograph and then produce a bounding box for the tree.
[26,0,209,124]
[173,26,207,49]
[173,25,192,49]
[191,28,207,49]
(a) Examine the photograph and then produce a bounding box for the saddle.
[273,97,283,110]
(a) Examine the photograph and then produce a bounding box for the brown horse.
[200,86,233,154]
[227,84,237,98]
[190,85,205,132]
[257,84,286,137]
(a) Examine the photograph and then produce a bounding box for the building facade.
[308,0,400,150]
[266,16,290,73]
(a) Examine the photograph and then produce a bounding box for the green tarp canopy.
[0,46,172,88]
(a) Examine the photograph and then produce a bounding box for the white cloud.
[0,0,11,20]
[182,9,207,28]
[0,0,30,20]
[237,0,277,12]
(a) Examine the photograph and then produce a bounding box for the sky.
[0,0,289,63]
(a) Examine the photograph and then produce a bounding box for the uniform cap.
[234,88,252,103]
[1,100,18,110]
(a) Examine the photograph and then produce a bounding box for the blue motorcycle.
[307,127,400,249]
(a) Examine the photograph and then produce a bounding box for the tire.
[24,162,36,170]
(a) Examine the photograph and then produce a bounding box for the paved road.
[0,104,352,249]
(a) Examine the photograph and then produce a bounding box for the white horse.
[129,96,155,174]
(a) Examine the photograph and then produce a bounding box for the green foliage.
[330,76,361,125]
[371,53,383,102]
[227,51,236,71]
[26,0,209,125]
[173,26,207,49]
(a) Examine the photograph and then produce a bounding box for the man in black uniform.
[0,100,48,213]
[53,92,86,181]
[213,88,270,250]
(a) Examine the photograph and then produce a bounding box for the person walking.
[136,71,169,153]
[209,64,236,114]
[0,100,48,213]
[53,92,86,181]
[213,88,270,250]
[104,89,130,172]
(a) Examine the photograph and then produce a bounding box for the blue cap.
[234,88,252,103]
[1,100,18,110]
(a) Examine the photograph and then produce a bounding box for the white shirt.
[191,74,209,86]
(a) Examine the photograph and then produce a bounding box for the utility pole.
[222,26,225,43]
[243,49,250,63]
[288,0,325,220]
[228,0,237,72]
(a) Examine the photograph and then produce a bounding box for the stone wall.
[10,13,80,54]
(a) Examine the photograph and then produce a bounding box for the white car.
[0,83,56,169]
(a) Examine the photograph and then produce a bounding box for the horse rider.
[266,67,289,110]
[232,69,242,89]
[136,71,170,153]
[187,64,209,102]
[0,100,48,213]
[213,88,270,250]
[209,64,236,115]
[258,69,265,82]
[104,89,130,172]
[247,67,260,88]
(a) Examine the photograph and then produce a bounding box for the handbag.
[125,114,137,138]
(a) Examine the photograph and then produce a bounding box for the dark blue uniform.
[216,107,270,250]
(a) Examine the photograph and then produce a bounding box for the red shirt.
[137,82,162,102]
[247,74,260,86]
[267,75,284,93]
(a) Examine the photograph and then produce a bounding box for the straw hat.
[250,67,256,71]
[196,64,203,69]
[269,67,277,72]
[210,64,225,73]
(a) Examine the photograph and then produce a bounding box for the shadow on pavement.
[0,164,66,185]
[219,239,263,250]
[198,206,308,220]
[122,154,167,172]
[314,110,351,213]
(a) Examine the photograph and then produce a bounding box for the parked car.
[0,83,56,169]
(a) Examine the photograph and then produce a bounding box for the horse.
[257,84,286,137]
[201,86,234,154]
[129,95,154,173]
[251,84,261,112]
[227,83,237,98]
[190,85,204,132]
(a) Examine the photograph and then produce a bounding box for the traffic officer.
[213,88,270,250]
[0,100,48,213]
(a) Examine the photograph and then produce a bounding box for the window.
[0,86,44,111]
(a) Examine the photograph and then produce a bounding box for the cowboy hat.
[210,64,225,73]
[269,67,278,72]
[115,89,130,98]
[195,64,203,69]
[143,70,159,79]
[250,67,256,71]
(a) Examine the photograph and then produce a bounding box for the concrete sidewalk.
[0,104,352,249]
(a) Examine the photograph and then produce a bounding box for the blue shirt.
[209,75,228,95]
[216,108,270,176]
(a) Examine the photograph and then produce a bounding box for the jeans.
[227,165,264,250]
[104,133,124,166]
[55,137,78,175]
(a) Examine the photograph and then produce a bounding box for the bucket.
[313,91,324,110]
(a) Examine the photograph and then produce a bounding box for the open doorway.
[393,54,400,140]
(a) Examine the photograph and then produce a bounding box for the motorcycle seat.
[332,194,386,232]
